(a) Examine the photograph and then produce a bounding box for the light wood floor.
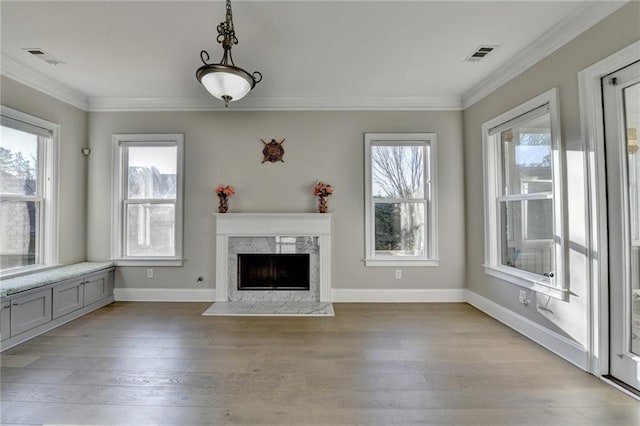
[1,302,638,425]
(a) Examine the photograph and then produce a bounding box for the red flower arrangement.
[312,182,334,197]
[215,185,235,199]
[313,181,333,213]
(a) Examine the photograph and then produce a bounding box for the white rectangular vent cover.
[465,45,499,62]
[22,48,64,65]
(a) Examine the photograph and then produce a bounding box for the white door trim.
[578,40,640,377]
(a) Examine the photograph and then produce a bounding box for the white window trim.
[364,133,438,267]
[111,134,184,267]
[0,106,59,278]
[481,88,566,299]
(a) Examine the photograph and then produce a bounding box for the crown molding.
[1,1,625,113]
[1,55,89,111]
[461,0,629,110]
[87,95,463,112]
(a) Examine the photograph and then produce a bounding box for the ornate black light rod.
[196,0,262,107]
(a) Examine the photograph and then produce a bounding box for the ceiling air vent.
[22,48,64,65]
[464,45,498,63]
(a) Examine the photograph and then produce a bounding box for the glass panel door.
[604,60,640,391]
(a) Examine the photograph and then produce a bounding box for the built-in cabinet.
[52,279,84,319]
[0,268,114,350]
[0,302,10,340]
[9,288,52,336]
[84,274,111,306]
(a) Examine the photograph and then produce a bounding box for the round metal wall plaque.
[261,139,285,163]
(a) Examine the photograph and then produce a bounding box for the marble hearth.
[213,213,332,303]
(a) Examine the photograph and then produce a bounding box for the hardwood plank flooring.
[1,302,638,425]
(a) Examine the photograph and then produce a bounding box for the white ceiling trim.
[461,0,628,109]
[87,96,463,112]
[1,55,88,111]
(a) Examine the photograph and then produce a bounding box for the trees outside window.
[0,107,58,276]
[364,133,438,267]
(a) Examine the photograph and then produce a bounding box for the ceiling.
[0,1,626,111]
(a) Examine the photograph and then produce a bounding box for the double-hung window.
[482,88,565,297]
[364,133,438,267]
[0,106,58,276]
[111,134,184,266]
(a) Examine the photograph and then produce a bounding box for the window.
[482,88,565,297]
[364,133,438,266]
[0,106,59,276]
[111,134,184,266]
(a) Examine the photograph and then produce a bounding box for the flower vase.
[218,195,229,213]
[318,195,328,213]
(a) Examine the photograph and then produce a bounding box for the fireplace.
[238,253,310,290]
[213,213,332,302]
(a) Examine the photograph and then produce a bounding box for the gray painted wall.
[462,2,640,346]
[3,2,635,339]
[87,110,465,291]
[1,76,89,266]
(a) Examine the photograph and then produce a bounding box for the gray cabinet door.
[84,273,108,305]
[0,301,10,341]
[52,279,84,319]
[10,289,52,336]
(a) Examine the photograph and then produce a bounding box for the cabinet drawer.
[1,301,10,341]
[52,279,84,319]
[10,289,52,336]
[84,274,108,305]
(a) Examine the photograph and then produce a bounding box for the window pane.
[500,200,555,276]
[501,113,552,195]
[374,202,424,256]
[127,146,177,199]
[624,82,640,356]
[371,145,424,198]
[525,199,554,240]
[0,126,39,196]
[126,204,175,256]
[0,200,39,270]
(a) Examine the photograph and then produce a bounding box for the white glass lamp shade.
[201,71,251,102]
[196,64,257,104]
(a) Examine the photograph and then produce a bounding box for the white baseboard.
[466,290,589,370]
[114,288,215,302]
[114,287,465,303]
[332,288,467,303]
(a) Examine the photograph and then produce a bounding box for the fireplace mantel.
[213,213,332,302]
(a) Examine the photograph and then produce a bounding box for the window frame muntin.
[0,106,59,278]
[111,134,184,266]
[482,88,566,298]
[364,133,438,267]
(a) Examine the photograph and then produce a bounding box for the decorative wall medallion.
[261,139,285,163]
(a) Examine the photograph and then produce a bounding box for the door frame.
[578,40,640,380]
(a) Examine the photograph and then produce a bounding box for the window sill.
[0,264,61,280]
[483,264,566,300]
[111,258,184,267]
[365,259,439,267]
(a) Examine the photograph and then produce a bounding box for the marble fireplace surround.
[213,213,332,302]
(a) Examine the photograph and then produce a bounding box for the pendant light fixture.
[196,0,262,107]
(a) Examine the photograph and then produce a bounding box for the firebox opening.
[238,253,310,291]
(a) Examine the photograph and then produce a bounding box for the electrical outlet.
[147,268,153,279]
[395,269,402,279]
